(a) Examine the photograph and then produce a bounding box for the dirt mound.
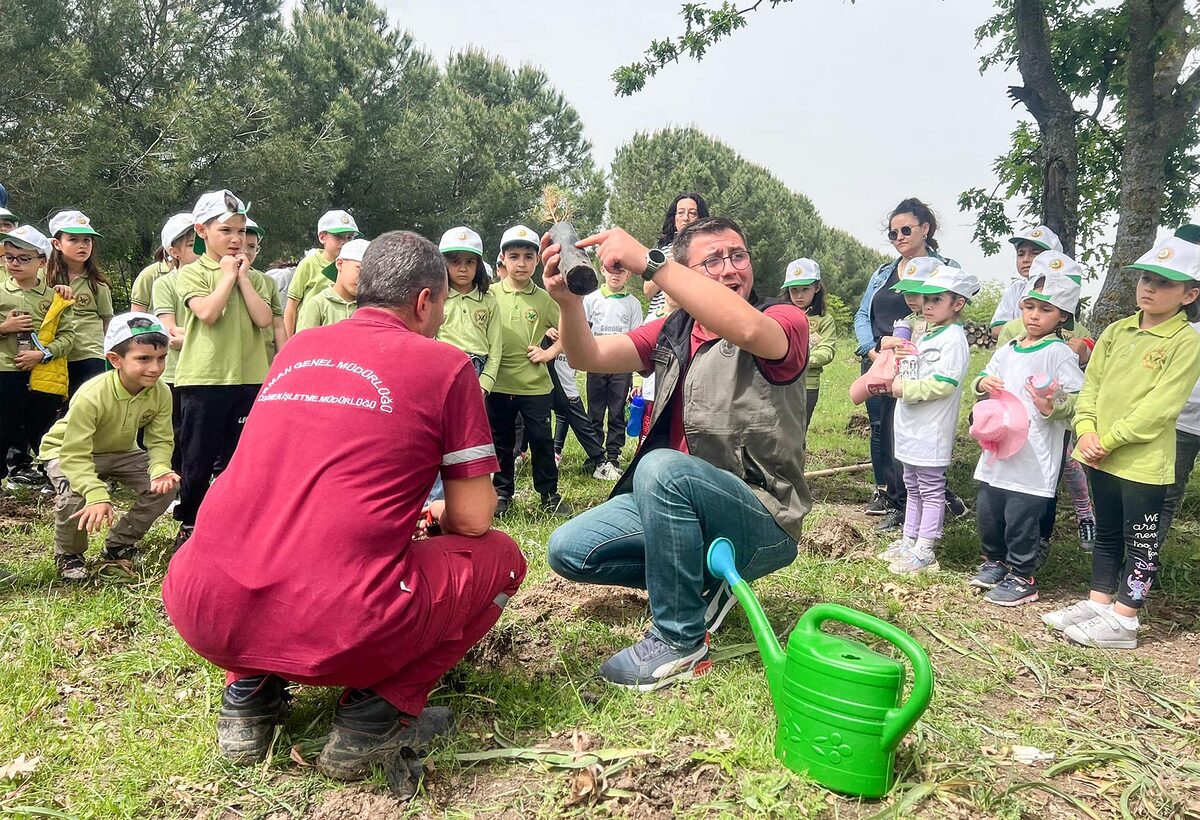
[845,413,871,437]
[303,786,407,819]
[0,493,41,528]
[800,517,871,559]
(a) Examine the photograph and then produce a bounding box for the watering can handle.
[797,604,934,751]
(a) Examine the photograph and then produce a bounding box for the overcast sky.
[385,0,1026,285]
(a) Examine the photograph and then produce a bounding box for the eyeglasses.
[887,225,919,242]
[691,250,751,276]
[2,254,34,265]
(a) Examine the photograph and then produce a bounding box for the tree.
[609,127,884,298]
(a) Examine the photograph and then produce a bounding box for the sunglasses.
[887,226,921,241]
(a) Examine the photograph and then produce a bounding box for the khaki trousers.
[45,453,177,556]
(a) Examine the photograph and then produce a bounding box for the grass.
[1,346,1200,818]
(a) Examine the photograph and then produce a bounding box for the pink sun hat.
[970,389,1030,461]
[850,350,897,405]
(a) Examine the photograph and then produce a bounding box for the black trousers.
[0,370,62,478]
[549,365,604,463]
[487,391,557,500]
[586,372,631,463]
[805,388,819,429]
[175,384,259,526]
[66,358,106,402]
[1086,467,1165,610]
[977,483,1050,577]
[1160,429,1200,547]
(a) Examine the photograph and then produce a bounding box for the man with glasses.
[541,216,812,691]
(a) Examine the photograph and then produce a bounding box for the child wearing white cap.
[171,190,275,548]
[283,209,360,337]
[45,210,113,398]
[132,214,194,312]
[970,270,1086,606]
[782,258,836,425]
[241,218,286,364]
[1045,233,1200,650]
[149,215,201,465]
[297,238,367,332]
[0,208,18,234]
[37,313,179,581]
[990,225,1062,340]
[435,227,501,392]
[880,265,978,575]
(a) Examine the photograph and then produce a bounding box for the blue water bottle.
[626,396,646,438]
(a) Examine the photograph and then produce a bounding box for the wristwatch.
[642,248,668,281]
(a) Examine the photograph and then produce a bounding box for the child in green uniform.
[172,190,275,546]
[150,215,199,469]
[283,210,360,337]
[488,225,568,517]
[243,218,286,363]
[296,238,366,332]
[0,208,18,233]
[46,210,113,396]
[0,225,75,488]
[781,258,836,426]
[38,313,178,581]
[1044,234,1200,650]
[436,227,500,391]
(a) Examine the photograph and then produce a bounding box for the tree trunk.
[1040,109,1079,257]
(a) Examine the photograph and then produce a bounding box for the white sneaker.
[888,547,939,575]
[1063,610,1138,650]
[1041,599,1101,632]
[878,535,915,562]
[593,462,623,481]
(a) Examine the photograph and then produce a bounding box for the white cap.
[892,256,941,293]
[484,261,494,279]
[500,225,540,251]
[0,225,51,257]
[103,312,166,355]
[907,265,982,300]
[160,213,194,250]
[48,210,101,238]
[0,207,20,223]
[338,238,370,263]
[439,226,484,258]
[191,190,248,226]
[1023,269,1081,315]
[1008,225,1063,253]
[1029,251,1084,286]
[782,258,821,288]
[317,209,359,236]
[245,216,265,237]
[1127,235,1200,282]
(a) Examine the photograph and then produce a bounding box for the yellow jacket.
[30,293,75,397]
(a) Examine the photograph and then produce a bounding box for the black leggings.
[1086,467,1165,610]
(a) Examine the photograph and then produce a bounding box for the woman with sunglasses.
[853,197,962,530]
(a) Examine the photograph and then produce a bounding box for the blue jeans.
[547,449,796,650]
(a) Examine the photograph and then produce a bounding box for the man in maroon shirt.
[544,217,812,691]
[163,231,526,779]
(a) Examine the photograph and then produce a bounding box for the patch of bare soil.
[301,786,408,819]
[801,516,872,560]
[0,492,44,530]
[845,412,871,438]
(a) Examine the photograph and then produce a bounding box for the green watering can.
[706,537,934,798]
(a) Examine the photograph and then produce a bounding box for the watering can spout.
[705,538,786,696]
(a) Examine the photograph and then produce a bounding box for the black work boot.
[217,674,289,764]
[316,689,456,781]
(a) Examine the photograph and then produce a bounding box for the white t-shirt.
[554,353,580,401]
[583,290,644,337]
[1177,321,1200,435]
[973,338,1086,497]
[894,324,970,467]
[990,277,1029,328]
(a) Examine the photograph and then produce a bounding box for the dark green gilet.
[612,301,813,540]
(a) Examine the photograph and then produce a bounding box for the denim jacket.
[853,251,957,357]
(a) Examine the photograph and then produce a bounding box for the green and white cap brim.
[783,277,818,287]
[891,256,941,293]
[103,312,166,354]
[1127,235,1200,282]
[500,224,540,251]
[439,226,484,258]
[782,257,820,289]
[317,209,359,235]
[0,225,51,256]
[1023,270,1080,315]
[1008,224,1062,253]
[0,208,21,223]
[49,210,102,237]
[907,265,982,299]
[245,217,265,238]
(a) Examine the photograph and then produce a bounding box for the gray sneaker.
[1041,599,1101,632]
[56,555,87,582]
[969,560,1009,590]
[1063,611,1138,650]
[598,634,710,691]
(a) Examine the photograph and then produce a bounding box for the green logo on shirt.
[473,308,489,327]
[524,308,538,323]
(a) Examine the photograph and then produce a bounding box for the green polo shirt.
[151,270,184,384]
[286,249,333,305]
[805,312,837,390]
[437,287,501,392]
[0,275,76,372]
[174,255,275,386]
[261,273,284,362]
[39,370,173,504]
[492,277,559,396]
[1073,310,1200,485]
[65,275,114,361]
[131,261,169,309]
[296,286,355,332]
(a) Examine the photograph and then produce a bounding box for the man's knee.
[631,448,694,497]
[546,524,582,580]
